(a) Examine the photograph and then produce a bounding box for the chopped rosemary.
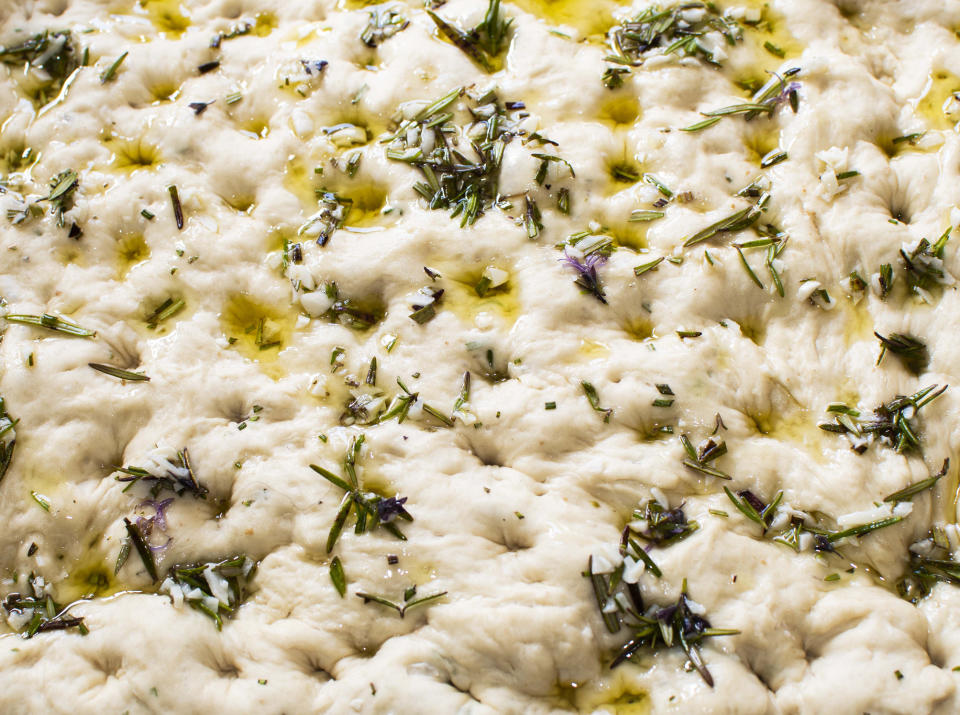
[409,286,444,324]
[310,435,413,553]
[734,246,764,289]
[0,31,81,107]
[883,459,948,504]
[875,332,928,375]
[427,0,512,72]
[898,525,960,603]
[587,551,737,686]
[634,256,664,276]
[629,499,699,548]
[42,169,79,228]
[123,517,158,582]
[532,153,576,185]
[384,87,545,228]
[317,283,383,331]
[581,380,613,423]
[878,263,894,299]
[818,384,947,454]
[88,363,150,382]
[299,191,352,246]
[682,191,769,247]
[330,556,346,597]
[99,51,128,83]
[605,2,743,86]
[2,575,87,638]
[361,7,409,46]
[145,297,185,329]
[0,397,16,483]
[690,68,800,131]
[167,185,184,230]
[161,555,256,630]
[115,446,207,498]
[725,485,906,555]
[680,434,731,480]
[643,173,673,198]
[629,210,665,223]
[5,313,95,337]
[356,587,447,618]
[900,229,952,298]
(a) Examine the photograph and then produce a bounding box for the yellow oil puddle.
[221,294,297,378]
[735,1,804,64]
[915,70,960,131]
[621,316,655,341]
[556,673,651,715]
[442,268,521,326]
[252,11,277,37]
[509,0,623,38]
[137,0,191,36]
[59,554,123,603]
[840,299,874,346]
[104,135,162,172]
[579,338,611,360]
[115,232,150,278]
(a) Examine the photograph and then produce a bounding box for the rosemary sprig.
[361,7,409,47]
[818,384,947,454]
[427,0,512,72]
[629,499,699,547]
[0,31,80,106]
[318,282,384,331]
[587,552,737,687]
[298,191,351,247]
[605,2,743,85]
[357,587,447,618]
[689,67,800,131]
[330,556,346,597]
[724,486,907,554]
[123,517,158,582]
[42,169,79,227]
[682,191,769,247]
[680,434,731,480]
[875,332,928,375]
[898,525,960,603]
[89,363,150,382]
[900,229,952,298]
[581,380,613,423]
[2,575,87,638]
[5,313,95,337]
[384,87,541,228]
[310,435,413,553]
[115,446,207,498]
[99,51,128,83]
[162,555,256,630]
[884,459,948,504]
[145,297,185,329]
[167,185,184,230]
[0,396,16,483]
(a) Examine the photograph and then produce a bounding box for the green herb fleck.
[99,51,128,83]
